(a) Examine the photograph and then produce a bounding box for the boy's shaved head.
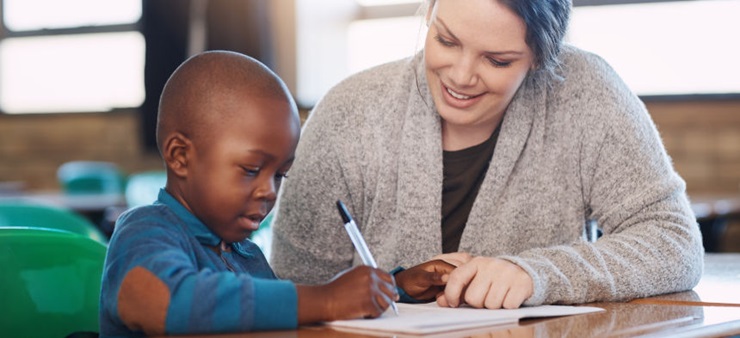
[155,50,300,244]
[156,50,297,154]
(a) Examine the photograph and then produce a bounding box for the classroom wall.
[0,109,163,191]
[0,100,739,195]
[648,100,740,194]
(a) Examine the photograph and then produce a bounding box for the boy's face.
[182,94,299,243]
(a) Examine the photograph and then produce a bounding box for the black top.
[441,128,500,253]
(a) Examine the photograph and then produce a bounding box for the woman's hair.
[498,0,571,76]
[424,0,572,77]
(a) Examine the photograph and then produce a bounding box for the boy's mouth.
[242,214,264,231]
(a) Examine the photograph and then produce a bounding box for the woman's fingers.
[440,257,534,309]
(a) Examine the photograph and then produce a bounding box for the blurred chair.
[124,170,166,208]
[57,161,128,236]
[0,227,106,337]
[0,202,108,244]
[57,161,126,195]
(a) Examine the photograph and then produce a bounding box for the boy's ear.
[162,132,192,178]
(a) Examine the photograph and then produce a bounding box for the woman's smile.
[441,81,485,109]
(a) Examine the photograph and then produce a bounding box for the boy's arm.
[101,220,297,336]
[115,264,297,335]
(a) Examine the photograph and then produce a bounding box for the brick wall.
[647,100,740,195]
[1,101,738,195]
[0,109,163,191]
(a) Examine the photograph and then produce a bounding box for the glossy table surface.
[165,253,740,338]
[632,253,740,308]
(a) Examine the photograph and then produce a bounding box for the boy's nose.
[255,176,277,201]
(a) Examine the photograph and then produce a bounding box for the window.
[293,0,424,107]
[567,0,740,98]
[293,0,740,107]
[0,0,144,114]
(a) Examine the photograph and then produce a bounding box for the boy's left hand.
[395,259,456,301]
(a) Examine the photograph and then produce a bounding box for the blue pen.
[336,200,399,316]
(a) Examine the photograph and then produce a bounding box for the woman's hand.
[432,252,474,267]
[395,259,456,301]
[297,265,398,324]
[437,256,533,309]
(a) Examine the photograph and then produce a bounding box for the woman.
[271,0,703,309]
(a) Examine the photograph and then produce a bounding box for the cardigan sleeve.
[270,94,358,284]
[271,57,418,284]
[501,54,704,305]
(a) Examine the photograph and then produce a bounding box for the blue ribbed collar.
[154,189,255,258]
[155,188,222,247]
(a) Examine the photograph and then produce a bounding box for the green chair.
[0,227,106,337]
[124,170,166,208]
[0,202,108,244]
[57,161,126,195]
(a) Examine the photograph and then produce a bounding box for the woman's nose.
[448,54,478,87]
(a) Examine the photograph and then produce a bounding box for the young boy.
[99,50,452,337]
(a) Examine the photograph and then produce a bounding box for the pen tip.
[336,200,351,224]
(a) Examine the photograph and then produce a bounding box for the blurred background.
[0,0,738,250]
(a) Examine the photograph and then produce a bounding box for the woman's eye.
[434,35,455,47]
[486,57,511,68]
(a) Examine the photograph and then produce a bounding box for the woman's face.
[425,0,533,137]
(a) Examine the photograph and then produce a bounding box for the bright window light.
[0,32,145,114]
[355,0,421,5]
[3,0,141,31]
[567,0,740,96]
[347,16,426,75]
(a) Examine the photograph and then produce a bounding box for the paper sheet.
[327,302,605,335]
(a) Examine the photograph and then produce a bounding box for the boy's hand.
[395,259,455,301]
[437,256,533,309]
[297,265,397,324]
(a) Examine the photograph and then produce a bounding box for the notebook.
[326,302,605,336]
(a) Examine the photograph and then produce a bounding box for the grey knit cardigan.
[271,45,703,305]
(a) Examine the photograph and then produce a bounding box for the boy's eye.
[274,172,289,182]
[241,166,260,176]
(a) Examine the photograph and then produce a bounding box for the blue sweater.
[99,189,297,337]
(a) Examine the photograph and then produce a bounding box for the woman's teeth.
[447,87,471,100]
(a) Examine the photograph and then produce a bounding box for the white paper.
[326,302,605,335]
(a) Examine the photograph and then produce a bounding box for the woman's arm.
[270,98,358,284]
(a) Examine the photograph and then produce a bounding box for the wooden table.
[163,254,740,338]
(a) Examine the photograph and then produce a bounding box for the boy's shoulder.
[110,203,188,244]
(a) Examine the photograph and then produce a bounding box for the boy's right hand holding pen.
[296,265,398,323]
[296,199,455,323]
[295,259,456,324]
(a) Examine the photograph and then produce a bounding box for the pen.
[336,199,399,316]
